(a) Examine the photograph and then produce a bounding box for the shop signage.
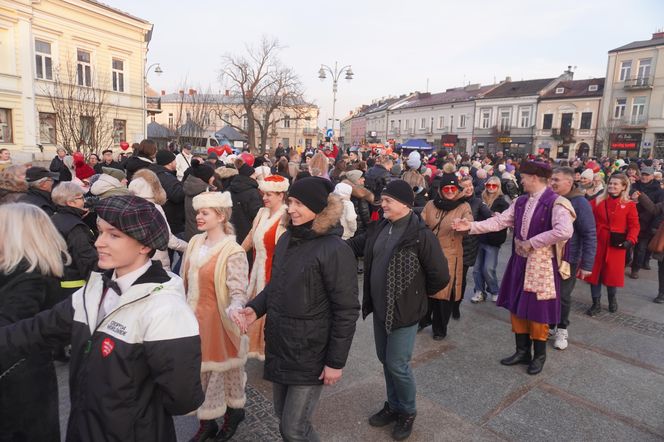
[497,137,512,143]
[610,133,641,150]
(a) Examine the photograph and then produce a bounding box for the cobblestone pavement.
[58,240,664,441]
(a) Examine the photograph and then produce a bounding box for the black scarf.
[433,193,465,212]
[288,220,316,240]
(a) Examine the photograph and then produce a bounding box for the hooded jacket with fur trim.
[247,195,360,385]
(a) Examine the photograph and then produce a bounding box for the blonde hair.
[309,152,329,177]
[0,203,70,277]
[482,176,503,207]
[51,181,84,206]
[402,169,426,190]
[596,173,631,204]
[202,206,235,235]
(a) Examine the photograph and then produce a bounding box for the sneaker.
[490,294,499,302]
[369,402,399,427]
[470,291,485,303]
[553,328,568,350]
[392,412,416,441]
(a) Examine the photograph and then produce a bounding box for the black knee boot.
[500,333,532,365]
[527,340,547,375]
[585,298,601,316]
[215,407,245,441]
[189,420,218,442]
[608,292,618,313]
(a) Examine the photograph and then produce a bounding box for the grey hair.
[51,181,84,206]
[28,177,50,188]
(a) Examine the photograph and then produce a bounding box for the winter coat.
[462,196,492,267]
[422,201,472,301]
[478,196,510,247]
[343,179,374,236]
[247,195,360,385]
[0,266,61,442]
[124,155,153,182]
[95,160,123,173]
[151,164,186,234]
[501,175,520,201]
[20,187,56,216]
[364,164,390,199]
[582,197,639,287]
[563,187,597,272]
[49,155,65,173]
[51,206,98,286]
[0,261,204,442]
[347,212,450,330]
[0,175,27,205]
[229,175,262,244]
[183,175,210,241]
[338,198,357,240]
[631,180,664,238]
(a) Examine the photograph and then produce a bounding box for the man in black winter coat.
[229,162,262,244]
[630,166,664,278]
[346,180,449,441]
[20,167,59,216]
[153,150,186,234]
[241,177,359,442]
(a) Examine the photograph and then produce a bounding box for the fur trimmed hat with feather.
[258,174,289,193]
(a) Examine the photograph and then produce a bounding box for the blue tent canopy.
[401,139,433,150]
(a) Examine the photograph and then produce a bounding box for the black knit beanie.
[381,179,415,207]
[191,158,215,183]
[288,177,334,214]
[439,173,460,190]
[238,163,255,177]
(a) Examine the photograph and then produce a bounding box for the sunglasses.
[485,183,499,189]
[441,185,458,193]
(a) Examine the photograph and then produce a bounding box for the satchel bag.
[605,200,628,248]
[648,222,664,253]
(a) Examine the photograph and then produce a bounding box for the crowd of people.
[0,138,662,441]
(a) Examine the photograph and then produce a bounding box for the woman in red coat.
[583,173,639,316]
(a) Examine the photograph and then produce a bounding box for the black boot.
[189,420,218,442]
[500,333,532,365]
[392,412,416,441]
[215,408,245,441]
[369,402,399,427]
[527,340,547,375]
[585,298,601,316]
[608,293,618,313]
[452,301,461,320]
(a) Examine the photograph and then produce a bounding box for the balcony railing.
[624,115,647,126]
[624,77,653,90]
[551,128,575,141]
[146,96,162,113]
[302,127,317,136]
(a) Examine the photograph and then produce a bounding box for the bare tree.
[170,82,217,147]
[595,119,623,157]
[41,60,116,155]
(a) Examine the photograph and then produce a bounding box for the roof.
[401,139,432,150]
[391,84,496,110]
[610,36,664,53]
[215,126,247,142]
[83,0,151,24]
[480,78,555,99]
[147,122,174,138]
[160,92,314,107]
[540,78,605,100]
[363,96,406,115]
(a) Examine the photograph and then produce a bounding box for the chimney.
[224,89,230,96]
[161,90,165,96]
[178,89,184,95]
[504,76,512,82]
[653,31,664,39]
[188,89,196,96]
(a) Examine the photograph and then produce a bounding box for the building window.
[168,113,173,128]
[614,98,626,118]
[637,58,652,79]
[397,120,401,130]
[39,112,56,144]
[619,60,632,81]
[542,114,553,130]
[555,87,564,94]
[405,119,410,130]
[458,115,466,128]
[223,113,230,125]
[112,119,126,144]
[150,116,155,123]
[499,110,511,131]
[242,116,248,130]
[450,115,454,131]
[0,109,12,143]
[112,59,124,92]
[580,112,592,130]
[519,108,531,128]
[77,49,92,86]
[283,115,290,128]
[35,40,53,80]
[438,116,444,129]
[390,120,395,130]
[80,116,93,145]
[481,110,491,129]
[430,117,434,131]
[631,96,646,123]
[420,118,426,129]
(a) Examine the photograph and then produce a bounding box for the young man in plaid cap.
[0,195,204,441]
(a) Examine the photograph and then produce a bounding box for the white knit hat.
[406,151,421,169]
[580,168,594,180]
[333,182,353,199]
[193,191,233,210]
[258,175,289,193]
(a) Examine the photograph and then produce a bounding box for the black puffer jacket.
[229,174,262,244]
[51,206,98,288]
[462,196,492,266]
[478,196,510,247]
[0,266,61,442]
[364,164,390,199]
[151,164,185,234]
[20,188,56,216]
[248,195,360,385]
[347,212,450,329]
[632,180,664,238]
[124,155,153,182]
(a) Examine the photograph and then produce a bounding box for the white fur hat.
[193,191,233,210]
[254,165,272,181]
[333,182,353,199]
[258,175,289,193]
[580,168,594,180]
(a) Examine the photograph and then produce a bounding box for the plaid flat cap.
[96,195,169,251]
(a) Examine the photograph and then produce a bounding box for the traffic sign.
[326,129,334,138]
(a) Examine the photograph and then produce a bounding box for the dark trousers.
[658,259,664,295]
[555,264,577,329]
[591,284,617,300]
[272,383,323,442]
[632,236,652,272]
[430,298,453,337]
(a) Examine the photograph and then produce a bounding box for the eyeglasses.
[485,183,499,189]
[441,185,458,193]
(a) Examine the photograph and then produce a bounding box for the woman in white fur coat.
[128,168,187,271]
[241,174,289,359]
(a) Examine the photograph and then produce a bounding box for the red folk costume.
[583,196,639,287]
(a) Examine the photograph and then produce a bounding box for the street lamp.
[143,62,163,138]
[318,61,353,142]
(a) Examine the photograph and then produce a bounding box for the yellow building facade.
[0,0,152,162]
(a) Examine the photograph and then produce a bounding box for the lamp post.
[318,62,353,143]
[143,62,163,138]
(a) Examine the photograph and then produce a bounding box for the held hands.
[577,269,592,278]
[452,218,471,232]
[318,365,343,386]
[234,307,258,333]
[514,239,534,257]
[228,309,247,333]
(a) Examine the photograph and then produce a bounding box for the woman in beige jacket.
[419,171,472,340]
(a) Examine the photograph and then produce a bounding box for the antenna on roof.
[426,78,429,93]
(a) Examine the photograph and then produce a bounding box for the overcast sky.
[110,0,663,129]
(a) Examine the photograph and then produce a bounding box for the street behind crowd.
[55,238,664,441]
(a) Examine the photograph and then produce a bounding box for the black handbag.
[605,200,628,248]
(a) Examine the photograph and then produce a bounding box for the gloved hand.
[620,240,633,249]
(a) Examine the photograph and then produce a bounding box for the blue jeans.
[373,318,418,414]
[272,383,323,442]
[590,283,616,300]
[473,243,500,295]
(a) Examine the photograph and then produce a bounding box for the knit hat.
[258,175,289,193]
[238,163,255,177]
[96,195,169,251]
[207,152,219,160]
[381,179,415,207]
[254,165,272,180]
[406,151,421,169]
[345,169,364,185]
[333,182,353,199]
[155,150,176,166]
[101,167,126,182]
[190,159,215,183]
[580,168,594,180]
[193,191,233,210]
[439,173,461,191]
[641,166,655,175]
[505,164,515,173]
[288,177,334,214]
[520,160,552,178]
